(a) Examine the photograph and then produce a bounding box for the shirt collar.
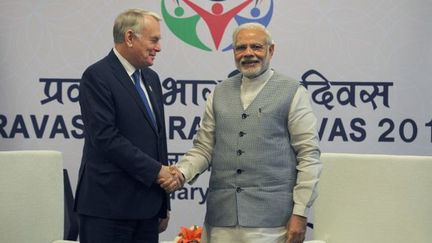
[242,68,274,85]
[113,47,137,78]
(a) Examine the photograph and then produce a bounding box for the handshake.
[157,165,185,193]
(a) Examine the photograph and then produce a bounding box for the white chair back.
[0,150,64,243]
[313,153,432,243]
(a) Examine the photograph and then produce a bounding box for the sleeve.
[176,91,216,184]
[288,85,322,217]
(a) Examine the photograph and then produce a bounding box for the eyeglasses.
[234,43,267,53]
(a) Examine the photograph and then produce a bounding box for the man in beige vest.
[162,23,322,243]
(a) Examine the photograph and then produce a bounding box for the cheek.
[256,53,266,60]
[235,58,243,65]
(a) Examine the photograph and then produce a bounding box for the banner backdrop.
[1,0,431,240]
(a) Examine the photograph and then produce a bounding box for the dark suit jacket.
[74,50,169,219]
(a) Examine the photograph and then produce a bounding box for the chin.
[240,69,261,78]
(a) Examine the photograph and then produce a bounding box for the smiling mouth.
[241,59,259,66]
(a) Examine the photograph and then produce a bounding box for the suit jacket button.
[236,187,242,193]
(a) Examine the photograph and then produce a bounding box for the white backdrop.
[1,0,431,241]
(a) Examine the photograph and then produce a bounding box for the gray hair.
[232,23,273,46]
[113,8,161,44]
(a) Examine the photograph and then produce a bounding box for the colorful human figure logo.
[161,0,274,52]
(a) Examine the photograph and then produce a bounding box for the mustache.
[240,57,260,63]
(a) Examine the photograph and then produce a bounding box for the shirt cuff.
[177,166,200,184]
[292,204,311,217]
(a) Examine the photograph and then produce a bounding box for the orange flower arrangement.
[176,225,203,243]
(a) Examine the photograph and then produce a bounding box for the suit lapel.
[107,50,158,134]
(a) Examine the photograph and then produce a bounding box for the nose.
[155,42,161,52]
[244,46,254,55]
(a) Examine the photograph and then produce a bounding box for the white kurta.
[177,69,322,243]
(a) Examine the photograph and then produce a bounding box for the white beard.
[237,55,271,79]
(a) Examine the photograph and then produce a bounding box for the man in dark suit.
[74,8,183,243]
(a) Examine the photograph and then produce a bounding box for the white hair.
[232,23,273,46]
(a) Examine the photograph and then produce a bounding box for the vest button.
[237,150,243,156]
[242,113,248,119]
[236,169,243,174]
[239,131,245,137]
[236,187,242,193]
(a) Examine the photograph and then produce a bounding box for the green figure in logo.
[161,0,211,51]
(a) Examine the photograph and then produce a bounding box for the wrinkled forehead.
[235,28,267,45]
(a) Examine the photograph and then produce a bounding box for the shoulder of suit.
[83,52,113,72]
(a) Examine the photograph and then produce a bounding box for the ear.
[125,29,135,47]
[268,44,275,57]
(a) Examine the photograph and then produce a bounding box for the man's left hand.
[158,211,170,233]
[286,214,307,243]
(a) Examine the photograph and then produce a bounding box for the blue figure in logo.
[236,0,274,25]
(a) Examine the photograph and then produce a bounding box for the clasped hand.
[157,165,185,193]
